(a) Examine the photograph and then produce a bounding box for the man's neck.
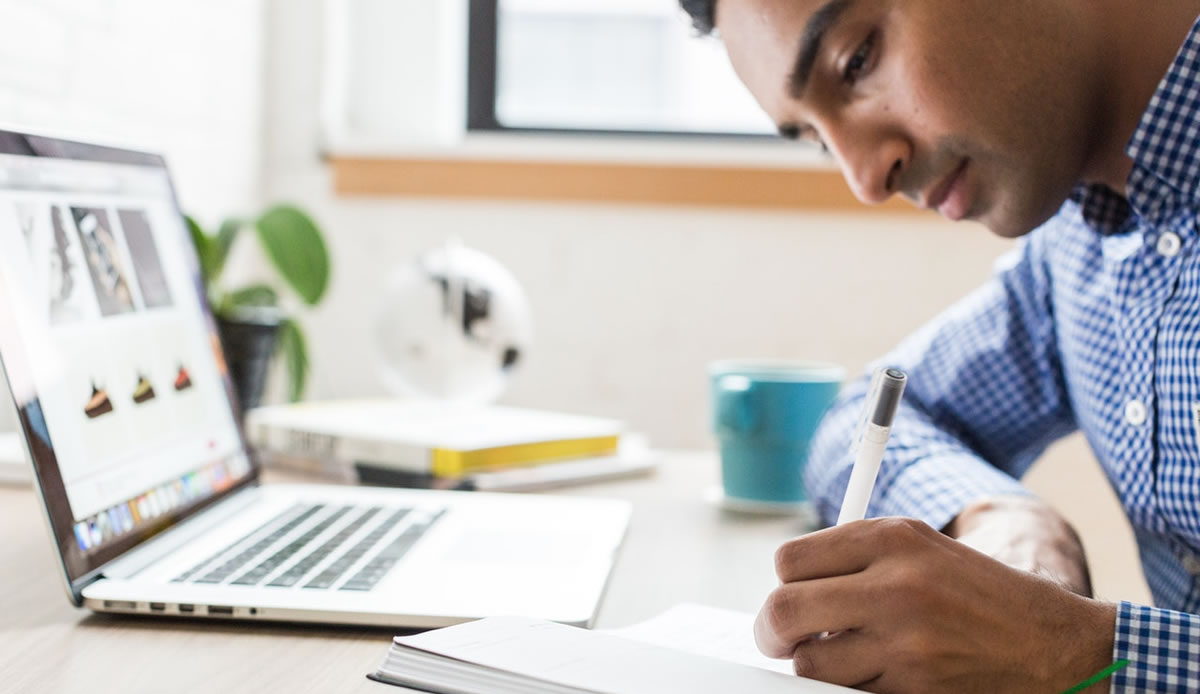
[1079,0,1200,192]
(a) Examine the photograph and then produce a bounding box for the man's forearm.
[943,495,1094,597]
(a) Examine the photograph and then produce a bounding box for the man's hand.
[754,518,1116,693]
[945,495,1093,597]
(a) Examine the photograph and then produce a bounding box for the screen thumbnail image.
[71,207,136,317]
[84,379,114,419]
[27,205,95,325]
[174,362,193,391]
[117,209,173,309]
[131,371,157,404]
[15,200,35,251]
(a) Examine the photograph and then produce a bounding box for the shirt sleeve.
[804,228,1078,532]
[1112,602,1200,691]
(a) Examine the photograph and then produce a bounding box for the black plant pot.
[216,308,283,415]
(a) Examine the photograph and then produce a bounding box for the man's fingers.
[774,517,938,583]
[790,629,885,688]
[754,577,872,658]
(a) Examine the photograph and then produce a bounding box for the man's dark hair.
[680,0,717,35]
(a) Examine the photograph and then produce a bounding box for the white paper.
[602,603,794,675]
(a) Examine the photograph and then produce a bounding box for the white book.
[369,604,855,693]
[245,398,625,476]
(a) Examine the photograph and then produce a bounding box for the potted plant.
[186,204,330,412]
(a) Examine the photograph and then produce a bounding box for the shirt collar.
[1068,15,1200,233]
[1125,14,1200,216]
[1070,182,1133,234]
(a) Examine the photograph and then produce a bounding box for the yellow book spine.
[431,436,620,478]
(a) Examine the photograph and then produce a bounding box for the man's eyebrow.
[788,0,856,98]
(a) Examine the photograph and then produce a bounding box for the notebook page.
[392,616,856,694]
[602,603,794,675]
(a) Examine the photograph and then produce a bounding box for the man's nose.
[832,129,909,205]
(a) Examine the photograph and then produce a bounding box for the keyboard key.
[339,509,444,592]
[230,507,352,586]
[268,507,383,587]
[304,507,412,590]
[173,504,311,583]
[192,505,324,584]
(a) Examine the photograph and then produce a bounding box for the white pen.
[836,367,907,525]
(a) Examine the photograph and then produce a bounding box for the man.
[678,0,1200,691]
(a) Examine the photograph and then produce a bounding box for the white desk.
[0,451,809,693]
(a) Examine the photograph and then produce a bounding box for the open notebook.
[368,604,855,693]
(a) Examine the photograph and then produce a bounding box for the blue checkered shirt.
[806,17,1200,693]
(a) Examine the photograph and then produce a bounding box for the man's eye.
[780,124,830,156]
[842,31,876,85]
[799,127,830,155]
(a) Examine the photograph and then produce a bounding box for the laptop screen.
[0,130,255,588]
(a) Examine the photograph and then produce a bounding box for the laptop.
[0,128,631,628]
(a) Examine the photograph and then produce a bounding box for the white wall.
[0,0,266,431]
[0,0,265,224]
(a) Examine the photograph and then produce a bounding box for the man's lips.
[923,159,970,220]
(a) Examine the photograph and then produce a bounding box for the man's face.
[716,0,1097,237]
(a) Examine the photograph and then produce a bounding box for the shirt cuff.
[1112,601,1200,692]
[869,454,1032,532]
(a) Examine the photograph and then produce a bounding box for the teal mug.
[709,360,844,508]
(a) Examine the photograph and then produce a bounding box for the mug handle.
[714,374,757,434]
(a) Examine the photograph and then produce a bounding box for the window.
[467,0,775,137]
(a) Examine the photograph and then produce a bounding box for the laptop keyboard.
[173,503,444,592]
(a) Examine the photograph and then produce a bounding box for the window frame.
[465,0,772,139]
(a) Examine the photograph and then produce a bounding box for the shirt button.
[1183,553,1200,577]
[1156,232,1182,257]
[1124,399,1147,426]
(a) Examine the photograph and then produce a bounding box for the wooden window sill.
[327,136,923,213]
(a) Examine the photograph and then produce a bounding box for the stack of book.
[244,398,657,491]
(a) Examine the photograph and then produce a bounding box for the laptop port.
[149,602,166,612]
[103,600,137,610]
[177,604,195,613]
[208,605,234,616]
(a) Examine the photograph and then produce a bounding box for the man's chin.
[983,219,1035,239]
[977,200,1059,239]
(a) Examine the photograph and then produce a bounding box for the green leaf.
[255,204,330,306]
[210,217,244,282]
[185,215,214,282]
[277,318,308,402]
[228,284,279,307]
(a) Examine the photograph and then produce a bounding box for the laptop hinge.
[71,568,107,604]
[97,485,264,580]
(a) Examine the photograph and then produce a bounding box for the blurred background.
[0,0,1147,601]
